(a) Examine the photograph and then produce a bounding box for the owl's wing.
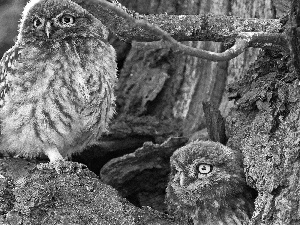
[0,46,21,108]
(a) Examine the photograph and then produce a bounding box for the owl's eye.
[59,15,75,25]
[33,18,43,28]
[197,164,213,174]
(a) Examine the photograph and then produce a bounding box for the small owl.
[0,0,117,163]
[166,141,254,225]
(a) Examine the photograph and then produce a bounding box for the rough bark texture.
[223,1,300,223]
[219,0,276,117]
[0,158,179,225]
[226,49,300,224]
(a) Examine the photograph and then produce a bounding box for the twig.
[87,0,287,61]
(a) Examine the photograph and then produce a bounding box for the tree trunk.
[115,0,277,138]
[226,46,300,225]
[116,0,229,137]
[225,1,300,224]
[220,0,275,116]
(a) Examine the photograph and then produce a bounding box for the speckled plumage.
[0,0,117,162]
[166,141,254,225]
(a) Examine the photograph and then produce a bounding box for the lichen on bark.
[226,49,300,224]
[0,158,180,225]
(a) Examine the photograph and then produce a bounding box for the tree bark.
[219,0,275,116]
[226,48,300,225]
[114,0,230,137]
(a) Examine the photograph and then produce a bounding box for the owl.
[166,140,254,225]
[0,0,117,164]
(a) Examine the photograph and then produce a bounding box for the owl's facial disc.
[18,0,109,44]
[32,13,77,39]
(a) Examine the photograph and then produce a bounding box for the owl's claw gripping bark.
[37,160,87,174]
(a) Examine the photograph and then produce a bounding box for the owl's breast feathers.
[167,184,252,225]
[0,38,117,157]
[191,196,252,225]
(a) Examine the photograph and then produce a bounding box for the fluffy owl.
[166,141,254,225]
[0,0,117,163]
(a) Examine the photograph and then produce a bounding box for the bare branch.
[91,0,249,61]
[74,0,284,42]
[77,0,288,61]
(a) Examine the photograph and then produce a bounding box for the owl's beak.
[45,21,52,38]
